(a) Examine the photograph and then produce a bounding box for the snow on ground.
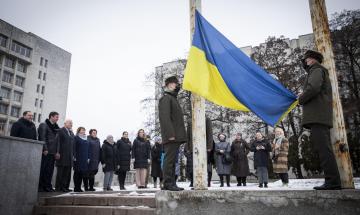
[84,177,360,193]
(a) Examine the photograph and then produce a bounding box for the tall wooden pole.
[189,0,207,190]
[308,0,354,189]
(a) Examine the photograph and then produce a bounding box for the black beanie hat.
[165,76,179,86]
[302,50,324,64]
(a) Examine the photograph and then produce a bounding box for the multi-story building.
[0,19,71,135]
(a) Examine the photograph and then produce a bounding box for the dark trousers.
[83,170,98,190]
[219,174,230,186]
[118,170,127,188]
[278,173,289,184]
[73,171,84,191]
[55,166,71,190]
[153,177,163,183]
[310,124,341,186]
[236,177,247,185]
[39,154,55,190]
[163,142,181,187]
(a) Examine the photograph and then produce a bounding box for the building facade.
[0,19,71,135]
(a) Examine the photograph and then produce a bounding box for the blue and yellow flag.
[183,10,298,126]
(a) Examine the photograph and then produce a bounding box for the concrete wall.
[0,135,44,215]
[156,190,360,215]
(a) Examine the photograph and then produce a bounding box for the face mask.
[302,59,309,70]
[174,84,181,93]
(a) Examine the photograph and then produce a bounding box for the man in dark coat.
[10,111,37,140]
[116,131,132,190]
[231,133,250,186]
[298,50,341,190]
[54,119,75,192]
[38,111,60,192]
[185,117,214,187]
[159,76,187,191]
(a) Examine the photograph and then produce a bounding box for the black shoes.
[264,183,268,188]
[314,184,342,190]
[259,183,263,188]
[237,183,242,186]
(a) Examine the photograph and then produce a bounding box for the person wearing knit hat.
[298,50,341,190]
[158,75,186,191]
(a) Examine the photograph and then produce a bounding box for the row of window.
[36,84,45,94]
[35,98,43,108]
[40,57,48,68]
[0,34,7,48]
[0,87,23,102]
[38,70,47,81]
[33,113,42,123]
[0,34,32,58]
[0,103,21,118]
[1,71,25,87]
[1,56,26,73]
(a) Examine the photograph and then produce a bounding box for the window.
[35,98,38,107]
[0,34,7,47]
[36,84,40,93]
[17,62,26,73]
[40,100,43,108]
[0,119,6,133]
[2,71,14,84]
[40,57,43,66]
[38,70,42,79]
[11,41,31,58]
[13,91,23,102]
[33,113,37,122]
[41,86,45,95]
[43,73,46,81]
[15,76,25,87]
[44,59,48,68]
[0,87,11,99]
[38,114,41,122]
[10,106,20,117]
[0,103,8,114]
[4,57,14,68]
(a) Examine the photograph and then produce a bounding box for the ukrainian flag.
[183,10,298,127]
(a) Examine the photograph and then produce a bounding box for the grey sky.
[0,0,359,140]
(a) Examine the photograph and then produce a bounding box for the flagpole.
[189,0,207,190]
[308,0,354,189]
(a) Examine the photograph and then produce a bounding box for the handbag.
[222,143,233,164]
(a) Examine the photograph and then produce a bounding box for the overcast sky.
[0,0,359,141]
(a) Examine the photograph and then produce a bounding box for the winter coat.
[116,138,132,172]
[101,140,118,172]
[272,137,289,173]
[158,91,187,144]
[55,127,75,167]
[250,139,272,169]
[231,139,250,177]
[10,117,37,140]
[74,136,90,173]
[38,119,60,154]
[87,136,101,171]
[299,62,333,128]
[132,137,150,169]
[215,141,232,175]
[151,142,163,178]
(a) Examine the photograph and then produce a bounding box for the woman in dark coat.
[151,137,163,188]
[250,132,272,188]
[73,127,90,192]
[231,133,250,186]
[101,135,117,191]
[132,129,151,189]
[116,131,132,190]
[215,133,232,187]
[83,129,100,191]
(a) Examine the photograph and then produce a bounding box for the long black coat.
[231,139,250,177]
[55,127,75,167]
[101,140,118,172]
[151,143,163,178]
[132,137,150,169]
[38,119,60,154]
[250,139,272,168]
[299,63,333,128]
[74,136,90,173]
[87,136,101,171]
[116,138,132,172]
[10,118,37,140]
[158,91,187,144]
